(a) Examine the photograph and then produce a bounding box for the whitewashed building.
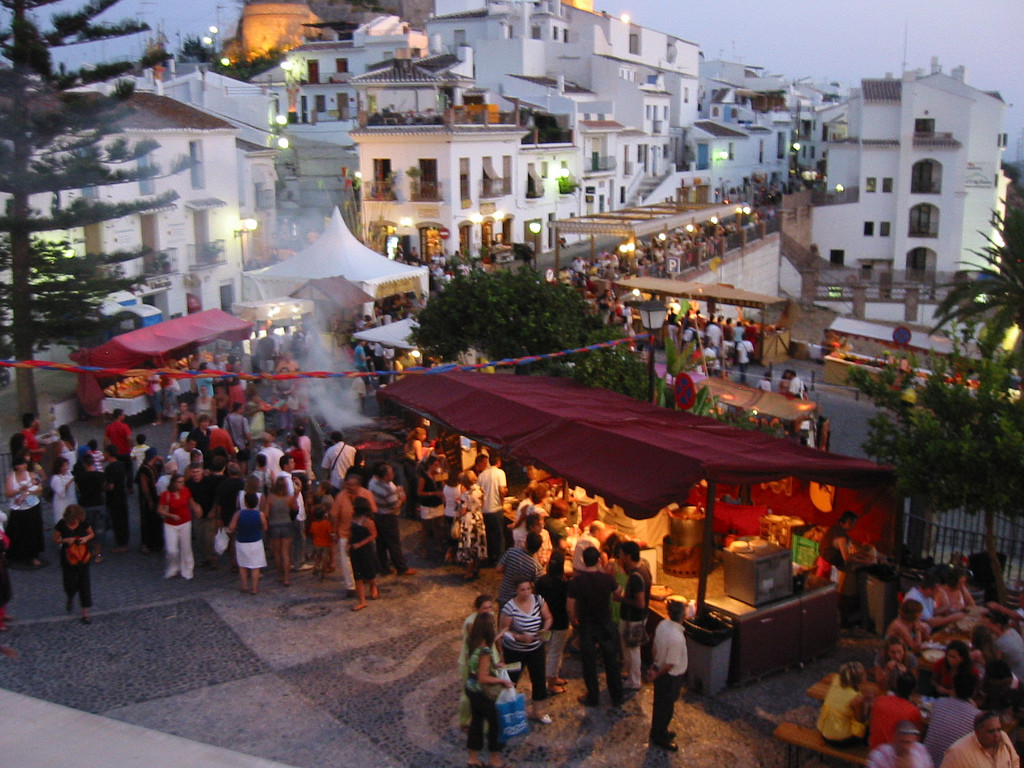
[66,92,250,318]
[810,65,1008,301]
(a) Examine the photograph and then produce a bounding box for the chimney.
[951,65,967,83]
[930,56,940,75]
[557,74,565,93]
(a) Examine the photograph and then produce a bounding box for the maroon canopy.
[71,309,253,416]
[382,372,893,518]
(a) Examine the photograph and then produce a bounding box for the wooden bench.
[773,722,869,767]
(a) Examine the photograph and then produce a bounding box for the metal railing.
[409,180,443,202]
[365,181,396,201]
[187,240,226,269]
[904,509,1024,584]
[587,155,616,172]
[479,177,511,198]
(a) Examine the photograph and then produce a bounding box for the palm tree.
[932,208,1024,355]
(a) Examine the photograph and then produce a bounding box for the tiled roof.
[913,135,962,149]
[121,92,234,131]
[745,125,773,133]
[429,8,488,20]
[830,138,900,148]
[350,124,526,138]
[352,56,468,85]
[579,120,626,130]
[509,74,594,94]
[236,137,272,152]
[861,79,902,102]
[692,120,748,138]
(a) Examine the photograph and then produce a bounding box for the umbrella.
[290,276,375,308]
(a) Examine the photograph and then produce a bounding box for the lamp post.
[528,220,542,270]
[635,299,667,403]
[235,217,258,268]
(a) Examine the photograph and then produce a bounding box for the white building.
[66,92,251,317]
[810,64,1008,316]
[252,15,431,146]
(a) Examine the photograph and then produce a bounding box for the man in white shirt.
[647,598,688,752]
[257,433,284,483]
[940,711,1019,768]
[321,431,356,490]
[476,453,507,564]
[867,721,934,768]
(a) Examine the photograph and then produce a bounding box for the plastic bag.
[496,688,529,742]
[213,527,230,555]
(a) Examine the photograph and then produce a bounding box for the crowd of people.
[812,514,1024,768]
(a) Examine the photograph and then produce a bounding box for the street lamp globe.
[635,299,667,333]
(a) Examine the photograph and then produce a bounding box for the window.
[306,60,319,84]
[138,154,155,195]
[684,87,689,104]
[758,140,764,164]
[882,177,893,193]
[531,25,541,40]
[629,34,640,54]
[189,140,204,189]
[829,249,845,266]
[335,58,348,74]
[338,93,350,120]
[563,28,568,43]
[907,247,932,271]
[552,26,558,40]
[459,157,470,203]
[865,177,876,193]
[453,29,466,46]
[314,94,326,113]
[911,160,942,194]
[863,221,874,236]
[880,221,891,237]
[728,142,734,160]
[914,118,935,135]
[908,203,939,237]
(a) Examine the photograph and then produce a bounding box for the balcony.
[365,181,396,201]
[144,248,178,277]
[187,240,226,269]
[521,127,574,146]
[651,120,664,134]
[810,186,860,206]
[910,180,941,194]
[359,106,519,128]
[913,131,960,149]
[480,177,511,198]
[908,226,939,238]
[409,179,443,202]
[587,156,616,173]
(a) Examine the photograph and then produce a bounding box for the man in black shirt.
[567,546,624,707]
[103,445,130,552]
[74,452,106,562]
[185,459,224,568]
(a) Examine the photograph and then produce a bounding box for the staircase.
[629,169,674,206]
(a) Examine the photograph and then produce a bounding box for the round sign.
[674,373,697,410]
[892,326,912,345]
[438,227,450,239]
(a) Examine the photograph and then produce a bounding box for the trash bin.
[684,611,734,696]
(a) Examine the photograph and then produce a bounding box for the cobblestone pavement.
[0,493,878,767]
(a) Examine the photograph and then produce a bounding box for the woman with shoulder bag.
[5,450,45,567]
[465,611,513,768]
[54,504,95,624]
[416,454,446,558]
[498,578,553,725]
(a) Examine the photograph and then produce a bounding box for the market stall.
[693,374,823,445]
[71,309,253,417]
[382,372,897,683]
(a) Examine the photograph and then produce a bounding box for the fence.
[904,508,1024,584]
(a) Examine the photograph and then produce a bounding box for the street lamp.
[528,220,542,266]
[635,299,667,403]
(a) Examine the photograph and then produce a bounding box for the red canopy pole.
[695,480,717,616]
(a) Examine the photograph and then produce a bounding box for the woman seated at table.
[817,661,871,748]
[872,636,919,691]
[932,639,978,697]
[970,624,999,676]
[936,567,976,615]
[886,598,931,653]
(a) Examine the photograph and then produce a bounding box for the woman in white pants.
[158,474,200,579]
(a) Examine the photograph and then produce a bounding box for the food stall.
[71,309,253,418]
[381,372,898,683]
[822,317,958,386]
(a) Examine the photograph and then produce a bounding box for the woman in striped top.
[498,578,553,724]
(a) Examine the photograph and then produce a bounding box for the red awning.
[72,309,253,369]
[71,310,253,416]
[381,372,893,518]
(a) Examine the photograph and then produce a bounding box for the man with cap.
[867,721,933,768]
[940,711,1019,768]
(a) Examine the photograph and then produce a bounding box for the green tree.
[932,208,1024,360]
[0,237,135,348]
[412,269,646,397]
[0,0,176,413]
[848,344,1024,602]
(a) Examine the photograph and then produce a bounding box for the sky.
[598,0,1024,162]
[34,0,1024,162]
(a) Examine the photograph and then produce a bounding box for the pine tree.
[0,0,177,413]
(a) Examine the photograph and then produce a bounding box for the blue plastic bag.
[496,688,530,742]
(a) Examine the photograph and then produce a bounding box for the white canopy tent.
[244,208,429,302]
[352,318,419,350]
